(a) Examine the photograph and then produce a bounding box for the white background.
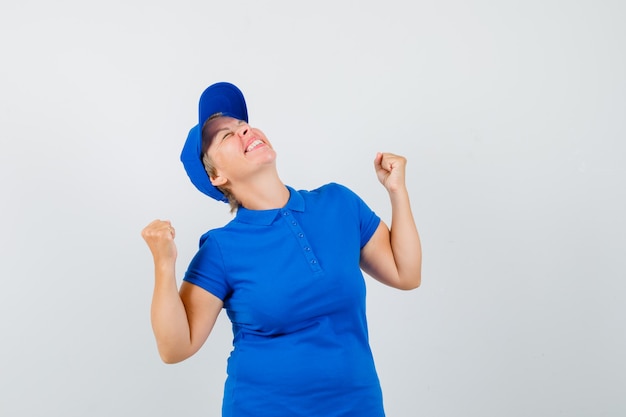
[1,1,625,416]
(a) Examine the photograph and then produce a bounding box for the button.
[298,233,304,238]
[283,211,290,216]
[291,221,297,226]
[304,246,311,251]
[310,259,317,264]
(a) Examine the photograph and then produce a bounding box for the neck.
[232,173,290,211]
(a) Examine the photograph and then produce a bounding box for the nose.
[236,123,249,137]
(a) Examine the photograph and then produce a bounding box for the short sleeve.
[183,232,231,300]
[330,183,380,248]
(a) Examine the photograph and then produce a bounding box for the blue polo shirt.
[184,183,385,417]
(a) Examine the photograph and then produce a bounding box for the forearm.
[150,261,192,363]
[388,186,422,288]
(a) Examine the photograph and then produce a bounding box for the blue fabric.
[181,82,249,202]
[183,183,385,417]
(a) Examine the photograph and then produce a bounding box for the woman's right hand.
[141,219,177,263]
[142,219,223,364]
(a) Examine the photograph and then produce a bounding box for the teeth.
[246,139,263,152]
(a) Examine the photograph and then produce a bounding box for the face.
[204,116,277,187]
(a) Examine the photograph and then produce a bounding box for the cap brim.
[199,82,248,127]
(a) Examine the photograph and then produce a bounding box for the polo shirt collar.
[234,186,305,226]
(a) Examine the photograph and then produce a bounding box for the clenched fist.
[374,152,408,194]
[141,219,177,263]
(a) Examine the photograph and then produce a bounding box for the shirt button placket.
[281,209,322,273]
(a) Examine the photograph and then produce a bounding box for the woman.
[141,82,422,417]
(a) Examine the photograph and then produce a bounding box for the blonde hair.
[201,113,241,213]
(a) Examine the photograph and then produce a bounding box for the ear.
[210,174,228,187]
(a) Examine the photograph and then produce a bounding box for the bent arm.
[151,264,223,364]
[143,220,223,364]
[360,153,422,290]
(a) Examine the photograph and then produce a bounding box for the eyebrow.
[212,119,245,140]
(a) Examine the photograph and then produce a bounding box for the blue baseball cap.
[180,82,249,201]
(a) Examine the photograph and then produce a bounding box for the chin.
[257,148,277,162]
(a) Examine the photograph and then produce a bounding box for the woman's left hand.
[374,152,408,193]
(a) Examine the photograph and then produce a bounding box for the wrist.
[154,258,176,273]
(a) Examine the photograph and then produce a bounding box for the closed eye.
[214,119,246,142]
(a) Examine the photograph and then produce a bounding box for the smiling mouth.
[245,139,264,153]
